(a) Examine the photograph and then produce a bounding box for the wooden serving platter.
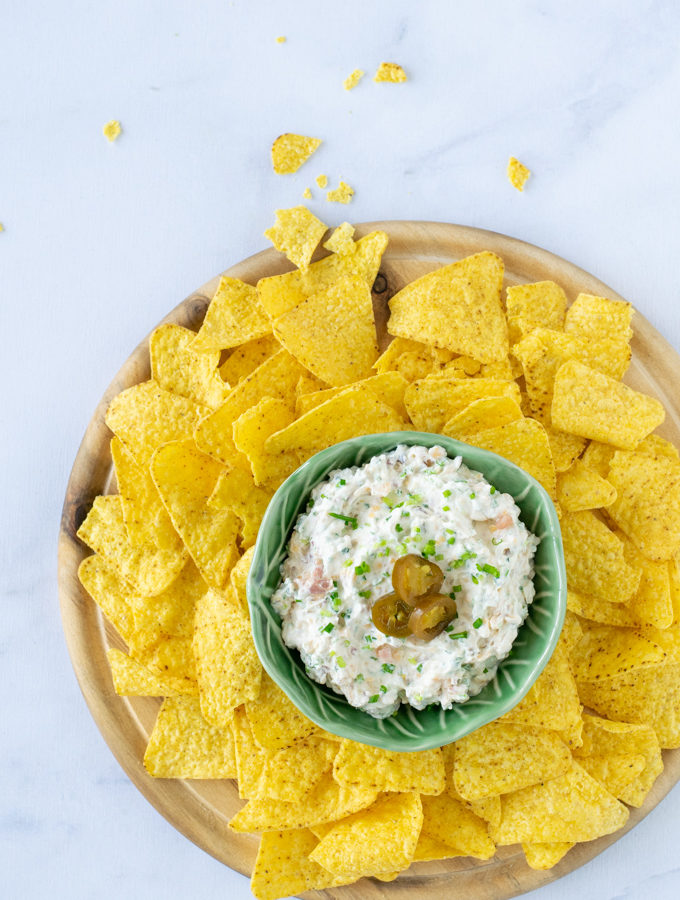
[58,221,680,899]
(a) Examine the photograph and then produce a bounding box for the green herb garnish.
[328,512,358,529]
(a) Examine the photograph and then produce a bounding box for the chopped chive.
[355,561,370,576]
[443,489,452,497]
[473,618,483,629]
[447,537,456,545]
[355,673,364,682]
[320,623,334,633]
[490,486,496,494]
[449,585,462,595]
[477,563,501,578]
[339,478,346,485]
[343,559,354,567]
[358,589,371,599]
[442,505,450,511]
[417,663,423,673]
[483,667,488,673]
[395,523,403,533]
[469,492,476,499]
[471,575,479,584]
[408,656,417,665]
[336,656,346,668]
[452,550,477,568]
[449,631,468,640]
[328,512,358,529]
[379,685,387,693]
[381,663,395,674]
[369,694,379,703]
[435,553,444,561]
[492,537,503,546]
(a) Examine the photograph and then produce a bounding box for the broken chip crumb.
[316,174,328,189]
[302,187,312,199]
[508,156,531,192]
[276,36,286,44]
[103,120,122,142]
[271,134,322,175]
[327,181,355,204]
[0,223,4,233]
[344,69,365,91]
[374,62,408,83]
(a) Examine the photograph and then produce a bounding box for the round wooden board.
[59,221,680,900]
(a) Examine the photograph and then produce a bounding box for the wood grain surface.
[58,221,680,900]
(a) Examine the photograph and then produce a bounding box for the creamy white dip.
[271,445,539,718]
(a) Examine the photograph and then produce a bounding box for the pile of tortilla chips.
[77,208,680,899]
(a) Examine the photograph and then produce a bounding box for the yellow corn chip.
[464,417,557,499]
[251,829,350,900]
[420,794,495,858]
[219,336,281,388]
[669,558,680,624]
[574,752,646,801]
[507,156,530,191]
[77,495,186,597]
[194,348,306,468]
[552,360,665,449]
[193,589,262,729]
[404,375,521,433]
[453,722,571,800]
[233,397,299,489]
[556,459,617,512]
[581,440,617,477]
[545,427,587,473]
[265,386,406,460]
[273,273,378,386]
[257,230,387,319]
[229,546,254,611]
[570,623,666,682]
[332,740,445,795]
[105,380,208,465]
[442,396,523,438]
[271,133,322,174]
[103,119,121,141]
[260,739,338,802]
[636,433,680,461]
[246,673,316,751]
[560,511,639,603]
[374,62,408,82]
[522,842,574,870]
[77,554,135,642]
[323,222,355,254]
[228,773,378,832]
[208,467,272,548]
[622,536,674,628]
[374,337,454,381]
[326,181,355,204]
[192,277,271,353]
[107,647,180,696]
[413,833,463,862]
[500,642,582,733]
[264,206,328,270]
[388,252,508,363]
[131,632,198,694]
[110,437,181,551]
[343,69,364,90]
[567,589,637,628]
[491,761,628,844]
[150,323,229,408]
[506,281,567,342]
[606,449,680,561]
[129,560,205,654]
[144,695,237,778]
[232,706,267,799]
[565,293,633,346]
[151,440,240,591]
[295,372,409,419]
[309,793,422,879]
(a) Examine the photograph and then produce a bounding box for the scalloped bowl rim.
[247,431,566,751]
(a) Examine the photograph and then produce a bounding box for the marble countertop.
[2,1,680,897]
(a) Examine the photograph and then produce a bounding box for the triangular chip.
[219,334,281,386]
[149,323,229,408]
[259,738,338,802]
[271,133,322,174]
[404,375,521,433]
[208,467,272,548]
[128,631,198,694]
[233,397,299,489]
[442,396,523,438]
[570,623,666,682]
[522,842,574,870]
[264,206,327,270]
[420,794,495,859]
[129,559,205,646]
[323,222,355,254]
[564,293,633,346]
[567,589,637,628]
[623,536,674,628]
[251,829,350,900]
[500,642,582,733]
[77,554,135,642]
[295,372,408,419]
[560,511,640,603]
[332,740,445,795]
[387,252,508,363]
[506,280,567,343]
[191,277,271,353]
[245,673,317,751]
[107,647,180,696]
[556,459,617,512]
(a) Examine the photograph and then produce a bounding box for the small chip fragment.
[103,120,121,141]
[265,206,328,269]
[271,134,322,174]
[326,181,355,204]
[323,222,355,254]
[302,187,312,199]
[507,156,530,191]
[343,69,365,90]
[275,36,286,44]
[374,62,408,83]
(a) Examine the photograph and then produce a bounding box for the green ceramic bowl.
[247,432,566,751]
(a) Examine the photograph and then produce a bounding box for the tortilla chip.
[442,396,523,438]
[581,440,617,478]
[552,360,665,449]
[107,647,180,696]
[326,181,355,204]
[506,281,567,343]
[522,842,574,870]
[501,643,582,733]
[251,829,350,900]
[265,386,406,460]
[464,417,556,499]
[208,467,272,548]
[636,433,680,462]
[246,673,317,751]
[405,375,521,433]
[420,794,495,858]
[105,380,208,465]
[309,793,422,879]
[557,459,617,512]
[332,740,445,795]
[374,337,454,381]
[388,252,508,363]
[193,589,262,729]
[192,277,271,353]
[565,293,633,347]
[413,833,463,862]
[77,554,135,642]
[129,560,204,656]
[507,156,530,191]
[260,739,338,802]
[231,706,268,798]
[257,230,387,319]
[374,62,407,82]
[271,134,322,174]
[453,722,571,800]
[567,589,637,628]
[264,206,328,270]
[323,222,355,254]
[343,69,364,90]
[150,323,229,408]
[219,336,281,388]
[296,372,409,419]
[229,773,378,832]
[233,397,299,489]
[273,273,378,386]
[622,536,674,628]
[544,428,587,474]
[491,761,628,844]
[560,511,639,603]
[228,546,254,612]
[570,623,666,682]
[144,695,237,778]
[77,495,186,597]
[606,449,680,561]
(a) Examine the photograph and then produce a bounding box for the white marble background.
[2,0,680,897]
